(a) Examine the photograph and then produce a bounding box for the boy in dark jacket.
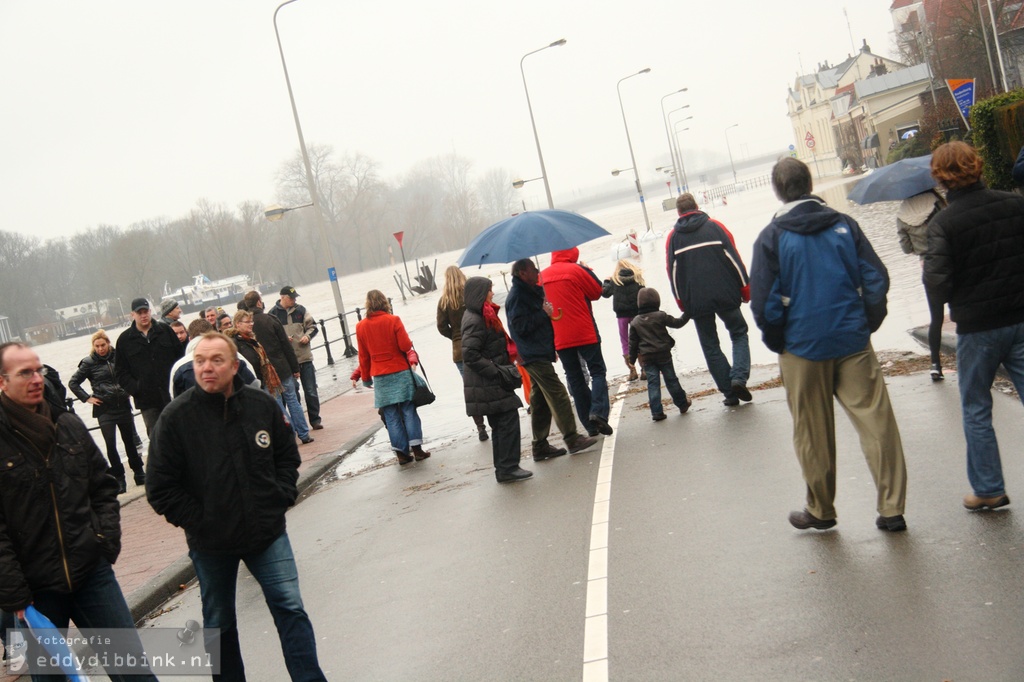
[628,288,692,421]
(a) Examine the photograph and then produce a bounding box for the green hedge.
[970,88,1024,190]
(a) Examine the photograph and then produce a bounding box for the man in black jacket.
[505,259,596,460]
[243,291,312,444]
[147,332,327,681]
[114,297,184,442]
[924,141,1024,512]
[666,193,752,406]
[0,342,154,680]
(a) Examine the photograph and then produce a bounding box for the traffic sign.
[805,131,816,149]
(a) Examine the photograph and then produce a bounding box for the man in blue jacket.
[749,158,908,533]
[506,259,596,459]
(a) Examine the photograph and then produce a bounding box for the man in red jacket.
[541,248,612,437]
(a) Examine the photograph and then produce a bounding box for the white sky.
[1,1,897,241]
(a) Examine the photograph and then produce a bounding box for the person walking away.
[436,265,489,442]
[896,188,948,380]
[461,276,532,482]
[666,193,752,406]
[242,291,313,444]
[628,287,692,421]
[0,342,156,681]
[750,157,907,532]
[147,333,327,682]
[352,290,431,465]
[69,330,145,493]
[923,141,1024,512]
[541,248,613,437]
[115,297,185,441]
[602,258,644,381]
[268,286,322,430]
[506,258,597,460]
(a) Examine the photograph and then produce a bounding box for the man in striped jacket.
[665,193,752,406]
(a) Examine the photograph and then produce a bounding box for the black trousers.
[486,409,521,478]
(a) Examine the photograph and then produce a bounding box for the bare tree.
[476,167,517,224]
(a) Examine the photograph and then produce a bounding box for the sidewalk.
[113,387,382,621]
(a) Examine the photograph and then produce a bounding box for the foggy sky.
[1,1,895,240]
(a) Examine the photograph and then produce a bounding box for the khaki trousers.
[778,345,907,520]
[523,361,580,446]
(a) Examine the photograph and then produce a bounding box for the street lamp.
[520,39,566,209]
[725,123,739,188]
[668,108,691,190]
[673,124,691,192]
[264,202,312,220]
[616,68,652,232]
[273,0,355,357]
[610,167,635,176]
[511,177,543,189]
[660,88,687,193]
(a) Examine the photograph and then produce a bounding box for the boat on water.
[162,273,258,314]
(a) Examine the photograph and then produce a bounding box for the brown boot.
[623,354,638,381]
[411,444,431,461]
[395,451,414,465]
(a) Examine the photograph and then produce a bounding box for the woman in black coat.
[69,330,145,493]
[461,276,531,483]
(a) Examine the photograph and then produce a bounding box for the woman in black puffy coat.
[461,276,531,483]
[69,330,145,493]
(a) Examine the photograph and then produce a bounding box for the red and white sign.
[804,132,816,149]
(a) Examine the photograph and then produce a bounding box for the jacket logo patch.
[255,430,271,448]
[834,226,848,234]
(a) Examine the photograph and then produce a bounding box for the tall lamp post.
[273,0,356,357]
[617,68,652,232]
[520,39,566,209]
[673,123,691,192]
[724,123,739,188]
[667,107,691,192]
[660,88,687,194]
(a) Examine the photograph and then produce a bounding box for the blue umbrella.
[457,209,611,267]
[847,154,935,204]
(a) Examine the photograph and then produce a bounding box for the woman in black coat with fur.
[460,276,531,483]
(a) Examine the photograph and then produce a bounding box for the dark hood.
[673,210,710,233]
[465,276,492,313]
[770,196,844,235]
[637,287,660,313]
[616,269,635,285]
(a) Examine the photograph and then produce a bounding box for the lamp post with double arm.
[617,68,652,232]
[520,39,566,209]
[660,88,687,194]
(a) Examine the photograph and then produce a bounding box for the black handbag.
[496,364,523,391]
[406,352,435,408]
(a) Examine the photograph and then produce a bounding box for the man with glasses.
[0,342,155,680]
[147,332,327,681]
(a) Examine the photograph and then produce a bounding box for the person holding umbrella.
[896,189,947,380]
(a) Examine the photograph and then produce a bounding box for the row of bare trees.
[0,146,518,336]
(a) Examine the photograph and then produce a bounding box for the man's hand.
[543,301,554,316]
[299,335,310,345]
[293,372,300,379]
[87,397,102,406]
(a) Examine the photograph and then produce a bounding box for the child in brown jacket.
[628,287,692,421]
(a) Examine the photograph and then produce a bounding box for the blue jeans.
[276,376,310,440]
[380,400,423,454]
[693,307,750,398]
[190,533,326,682]
[644,358,689,416]
[956,321,1024,497]
[559,343,610,425]
[28,559,156,681]
[297,362,320,426]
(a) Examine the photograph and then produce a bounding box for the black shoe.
[133,471,146,486]
[679,397,692,414]
[586,428,600,438]
[311,422,324,430]
[301,436,315,444]
[731,383,753,402]
[788,509,836,530]
[652,412,667,422]
[497,467,533,483]
[723,396,740,407]
[533,442,568,461]
[567,434,597,454]
[116,476,127,494]
[930,364,944,381]
[477,425,489,442]
[875,514,907,531]
[590,416,613,436]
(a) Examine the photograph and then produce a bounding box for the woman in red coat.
[353,290,430,465]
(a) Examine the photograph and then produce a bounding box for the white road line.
[582,382,629,680]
